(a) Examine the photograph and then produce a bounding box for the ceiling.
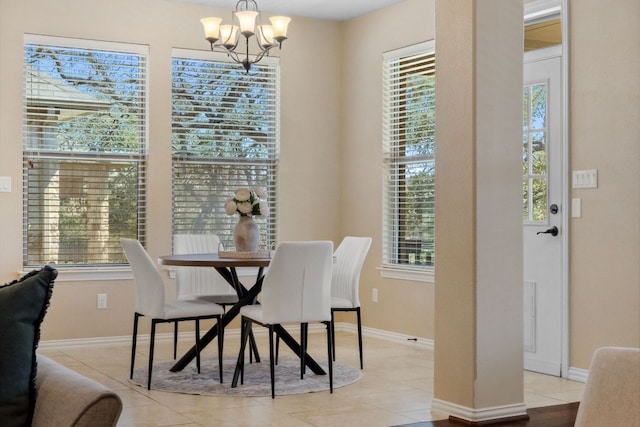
[168,0,406,21]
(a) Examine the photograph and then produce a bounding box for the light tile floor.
[38,332,585,427]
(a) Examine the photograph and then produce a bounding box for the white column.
[433,0,526,423]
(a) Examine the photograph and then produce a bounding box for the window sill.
[378,266,434,283]
[34,265,267,283]
[20,266,134,282]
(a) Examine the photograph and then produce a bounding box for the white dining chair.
[174,234,239,303]
[121,238,225,390]
[274,236,371,369]
[172,234,238,358]
[330,236,371,369]
[234,241,334,398]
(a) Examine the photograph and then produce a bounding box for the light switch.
[0,176,11,193]
[572,169,598,189]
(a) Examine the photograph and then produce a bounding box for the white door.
[523,47,564,376]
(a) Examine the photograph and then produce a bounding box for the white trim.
[567,366,589,384]
[524,0,561,23]
[24,34,149,55]
[19,267,133,282]
[378,266,434,283]
[523,0,571,380]
[39,322,435,351]
[431,399,528,424]
[26,264,266,283]
[383,39,435,61]
[39,335,133,349]
[559,0,571,382]
[525,45,562,63]
[346,322,434,350]
[40,327,589,386]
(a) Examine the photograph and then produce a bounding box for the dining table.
[157,253,327,377]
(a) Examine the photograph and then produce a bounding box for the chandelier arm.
[251,46,272,63]
[225,49,243,65]
[235,0,259,12]
[208,43,243,65]
[242,37,252,72]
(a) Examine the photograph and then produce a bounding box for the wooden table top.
[158,253,271,268]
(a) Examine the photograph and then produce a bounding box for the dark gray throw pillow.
[0,266,56,427]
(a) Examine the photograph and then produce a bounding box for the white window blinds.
[23,35,148,267]
[171,50,279,249]
[382,41,436,269]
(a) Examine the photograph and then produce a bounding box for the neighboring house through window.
[23,35,147,268]
[382,41,436,280]
[171,49,278,248]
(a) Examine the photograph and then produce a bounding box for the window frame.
[22,34,148,275]
[381,41,436,283]
[170,48,279,250]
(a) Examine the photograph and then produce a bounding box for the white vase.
[234,216,260,252]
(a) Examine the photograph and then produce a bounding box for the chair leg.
[268,325,276,398]
[241,320,251,385]
[300,323,308,379]
[275,334,280,365]
[130,313,140,379]
[173,321,178,359]
[325,321,333,393]
[330,310,336,361]
[217,315,224,384]
[195,319,201,374]
[148,320,157,390]
[356,307,363,369]
[249,327,253,364]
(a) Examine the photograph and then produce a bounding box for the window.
[23,36,147,268]
[382,41,436,276]
[171,49,278,248]
[523,82,548,222]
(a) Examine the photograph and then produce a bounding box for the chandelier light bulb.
[235,10,258,37]
[269,16,291,43]
[201,17,222,42]
[200,0,291,72]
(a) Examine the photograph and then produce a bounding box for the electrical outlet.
[97,293,107,309]
[0,176,11,192]
[372,288,378,303]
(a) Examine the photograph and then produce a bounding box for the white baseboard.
[567,366,588,383]
[39,322,434,351]
[40,326,587,386]
[431,399,528,424]
[343,323,435,350]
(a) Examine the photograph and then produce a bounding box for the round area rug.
[130,356,362,396]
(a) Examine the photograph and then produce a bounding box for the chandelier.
[201,0,291,73]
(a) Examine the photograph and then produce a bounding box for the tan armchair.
[574,346,640,427]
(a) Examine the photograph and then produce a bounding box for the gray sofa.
[32,355,123,427]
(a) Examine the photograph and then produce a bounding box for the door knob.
[536,226,558,236]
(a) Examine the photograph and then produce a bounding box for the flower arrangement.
[224,187,269,217]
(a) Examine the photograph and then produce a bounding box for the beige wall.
[0,0,638,372]
[340,0,437,340]
[569,0,640,368]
